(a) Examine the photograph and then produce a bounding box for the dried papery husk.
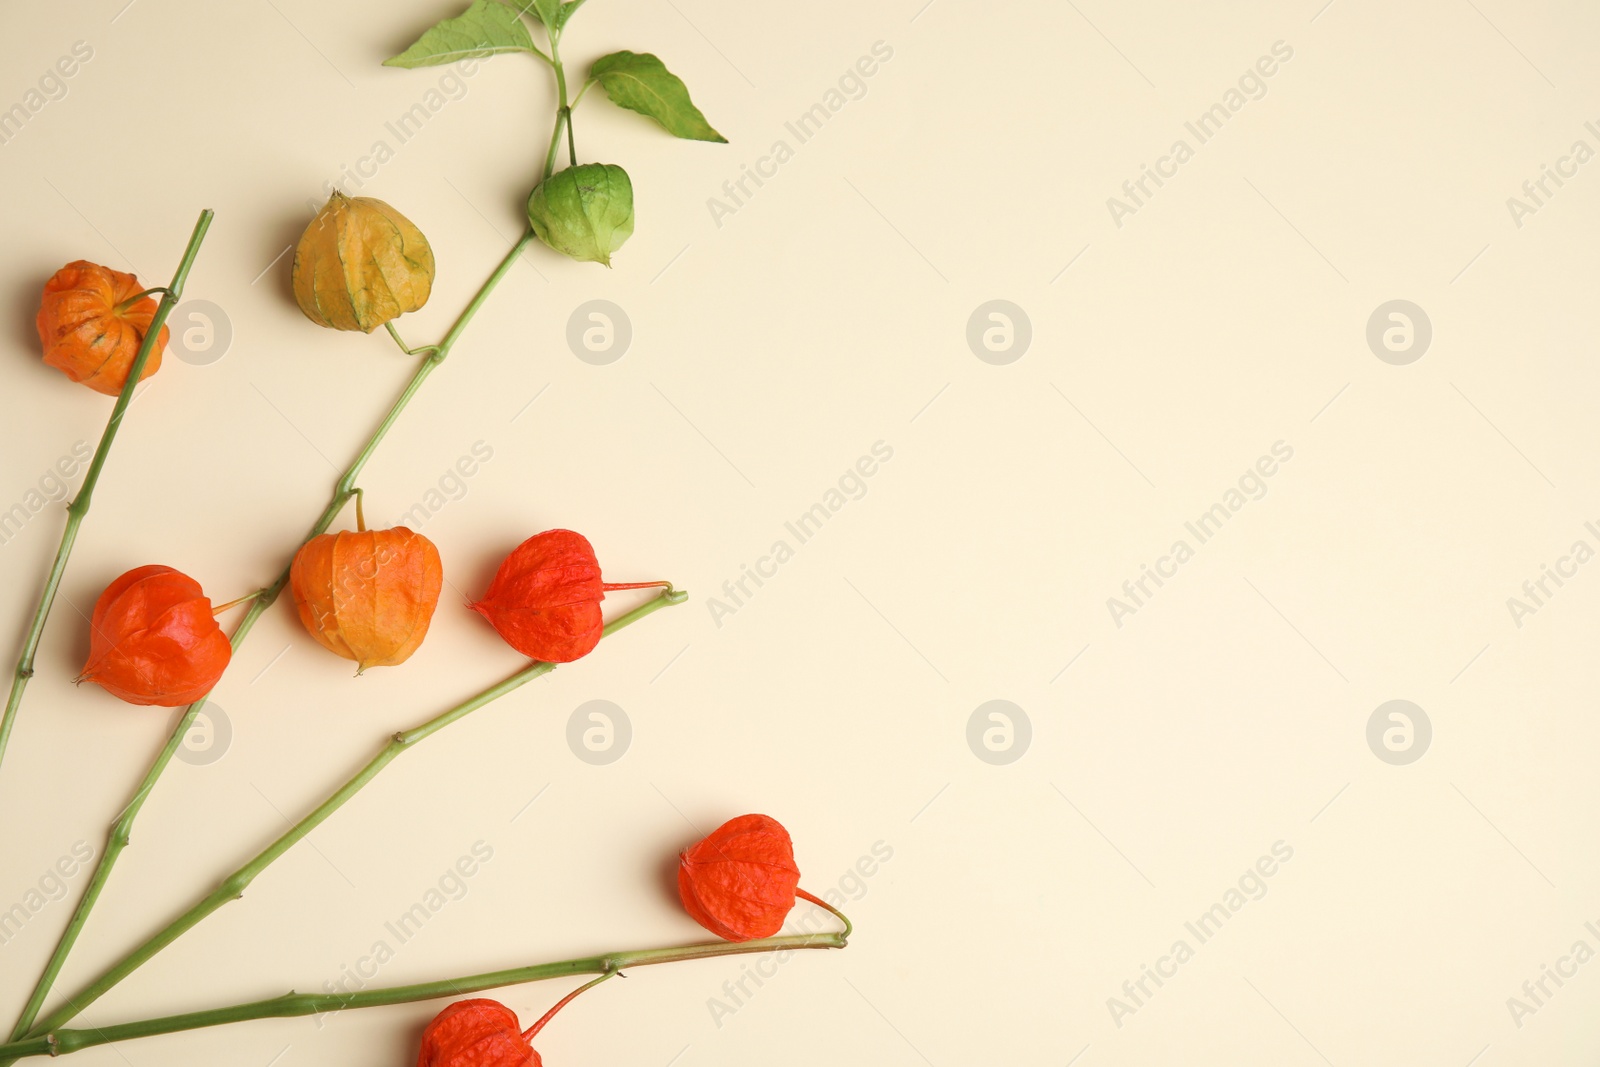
[36,261,169,396]
[678,813,802,941]
[292,192,435,332]
[289,527,443,671]
[79,565,231,706]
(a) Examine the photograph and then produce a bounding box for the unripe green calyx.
[526,164,634,266]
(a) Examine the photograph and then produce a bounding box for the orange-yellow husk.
[289,527,443,671]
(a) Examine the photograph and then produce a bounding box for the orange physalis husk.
[79,565,231,707]
[36,261,169,396]
[289,527,443,672]
[678,813,803,941]
[469,529,669,664]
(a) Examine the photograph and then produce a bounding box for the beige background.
[3,0,1600,1063]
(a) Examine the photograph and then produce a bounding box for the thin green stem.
[438,231,537,352]
[383,320,436,356]
[111,286,172,314]
[0,930,842,1061]
[0,209,213,778]
[522,971,616,1040]
[541,29,570,180]
[4,228,539,1056]
[19,588,686,1043]
[795,889,854,941]
[209,590,265,616]
[542,110,568,182]
[570,75,596,109]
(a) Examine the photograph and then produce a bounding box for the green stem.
[796,889,853,941]
[111,286,172,314]
[19,587,686,1043]
[0,209,213,777]
[542,30,570,180]
[3,228,539,1055]
[542,110,568,180]
[383,320,436,356]
[209,590,265,616]
[522,971,616,1040]
[0,931,843,1061]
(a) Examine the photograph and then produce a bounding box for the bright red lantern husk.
[678,813,802,941]
[468,529,668,663]
[417,1000,537,1067]
[417,981,610,1067]
[36,260,169,396]
[79,565,232,707]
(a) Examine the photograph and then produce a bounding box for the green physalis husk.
[526,163,634,266]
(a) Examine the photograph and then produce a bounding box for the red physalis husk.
[417,1000,536,1067]
[468,529,668,663]
[678,813,802,941]
[78,565,232,707]
[417,981,608,1067]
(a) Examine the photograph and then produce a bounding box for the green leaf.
[590,51,727,143]
[532,0,563,29]
[384,0,539,69]
[555,0,585,30]
[500,0,562,29]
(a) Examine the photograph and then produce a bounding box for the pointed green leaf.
[384,0,539,69]
[533,0,563,29]
[590,51,727,143]
[555,0,585,30]
[500,0,562,29]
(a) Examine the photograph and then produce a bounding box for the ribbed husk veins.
[416,999,539,1067]
[292,192,435,332]
[468,529,608,663]
[525,164,634,266]
[79,565,232,706]
[289,527,444,671]
[678,814,801,941]
[36,261,169,396]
